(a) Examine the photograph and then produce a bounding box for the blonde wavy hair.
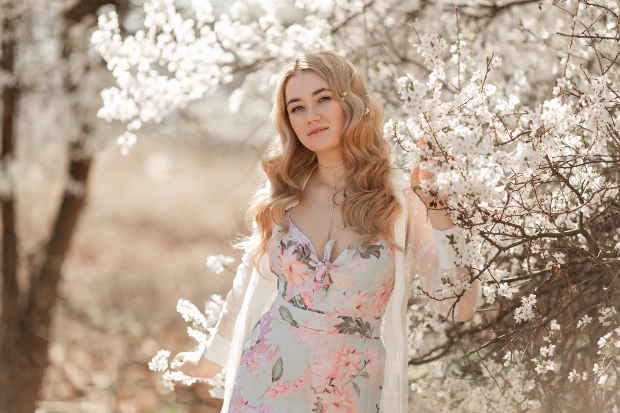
[246,50,402,267]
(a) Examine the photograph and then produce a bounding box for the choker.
[318,163,344,171]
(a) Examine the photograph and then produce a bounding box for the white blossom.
[540,345,555,357]
[514,294,537,323]
[147,349,170,372]
[483,284,496,304]
[498,283,518,299]
[598,333,611,348]
[577,314,593,329]
[568,370,579,382]
[187,327,208,344]
[598,307,617,327]
[206,255,235,274]
[176,299,208,330]
[549,319,560,331]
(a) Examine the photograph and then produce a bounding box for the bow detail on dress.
[309,239,336,300]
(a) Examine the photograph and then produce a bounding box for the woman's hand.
[410,164,442,209]
[410,137,447,209]
[172,351,223,379]
[410,161,455,230]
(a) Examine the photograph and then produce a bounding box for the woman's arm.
[202,251,255,362]
[405,186,480,322]
[173,250,255,377]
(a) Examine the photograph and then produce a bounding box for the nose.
[306,104,320,124]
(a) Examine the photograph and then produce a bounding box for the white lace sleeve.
[406,189,480,321]
[202,251,254,366]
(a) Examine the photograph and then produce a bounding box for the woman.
[173,50,480,413]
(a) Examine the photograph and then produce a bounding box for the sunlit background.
[2,0,619,411]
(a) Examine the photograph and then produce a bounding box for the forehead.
[284,70,330,101]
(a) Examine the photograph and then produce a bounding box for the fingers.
[410,165,420,186]
[171,353,186,370]
[171,360,183,370]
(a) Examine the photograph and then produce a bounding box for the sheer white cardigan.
[203,168,477,413]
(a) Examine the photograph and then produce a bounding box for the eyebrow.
[286,87,332,107]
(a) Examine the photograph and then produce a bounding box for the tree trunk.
[15,153,91,413]
[0,3,21,411]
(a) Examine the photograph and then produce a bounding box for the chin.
[306,141,341,155]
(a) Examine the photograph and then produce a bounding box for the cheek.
[330,104,346,129]
[289,116,305,139]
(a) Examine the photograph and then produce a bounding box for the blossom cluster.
[92,0,333,154]
[147,296,226,396]
[384,1,620,409]
[206,254,235,274]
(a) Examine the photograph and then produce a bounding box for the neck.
[315,153,346,185]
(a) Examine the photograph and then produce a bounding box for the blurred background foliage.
[1,0,274,411]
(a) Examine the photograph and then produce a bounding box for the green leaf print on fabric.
[352,382,361,397]
[272,356,283,382]
[295,244,313,266]
[355,244,384,260]
[288,295,307,310]
[334,316,373,338]
[279,306,298,327]
[280,239,314,269]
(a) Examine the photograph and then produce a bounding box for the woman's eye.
[290,105,302,113]
[318,96,330,102]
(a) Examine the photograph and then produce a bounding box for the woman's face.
[284,70,346,156]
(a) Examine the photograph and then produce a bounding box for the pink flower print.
[333,347,364,384]
[269,256,279,278]
[300,291,314,308]
[329,269,355,292]
[309,281,324,294]
[347,290,368,314]
[265,378,306,399]
[369,277,395,315]
[291,326,317,347]
[289,378,306,392]
[258,403,275,413]
[278,243,311,298]
[320,385,358,413]
[266,380,289,399]
[323,312,337,325]
[244,342,281,378]
[364,347,379,376]
[385,241,395,259]
[266,344,282,365]
[258,312,273,339]
[252,341,269,354]
[310,353,337,389]
[244,350,263,375]
[230,394,253,413]
[334,290,367,317]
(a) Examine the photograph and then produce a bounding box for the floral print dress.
[229,215,396,413]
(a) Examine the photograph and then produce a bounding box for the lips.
[308,126,328,137]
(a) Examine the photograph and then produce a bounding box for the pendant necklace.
[317,162,345,239]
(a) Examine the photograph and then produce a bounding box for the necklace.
[317,163,345,171]
[317,162,345,239]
